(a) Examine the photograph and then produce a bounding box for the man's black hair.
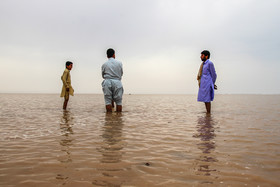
[107,48,115,58]
[65,61,73,67]
[201,50,210,59]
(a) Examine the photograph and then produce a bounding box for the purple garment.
[197,59,217,102]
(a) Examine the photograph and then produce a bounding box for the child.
[60,61,74,110]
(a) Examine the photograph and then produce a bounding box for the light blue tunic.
[197,59,217,102]
[101,58,124,105]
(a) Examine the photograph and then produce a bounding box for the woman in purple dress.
[197,50,217,114]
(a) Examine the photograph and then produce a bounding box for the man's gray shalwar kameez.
[101,57,124,105]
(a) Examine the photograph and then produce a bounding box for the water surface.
[0,94,279,186]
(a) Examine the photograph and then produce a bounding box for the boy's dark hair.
[107,48,115,58]
[65,61,73,67]
[201,50,210,59]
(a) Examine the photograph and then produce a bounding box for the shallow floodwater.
[0,94,279,186]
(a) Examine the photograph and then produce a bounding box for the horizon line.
[0,93,279,95]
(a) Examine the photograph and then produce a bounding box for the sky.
[0,0,279,94]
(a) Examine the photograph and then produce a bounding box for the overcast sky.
[0,0,279,94]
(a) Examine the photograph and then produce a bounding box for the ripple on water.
[0,94,280,186]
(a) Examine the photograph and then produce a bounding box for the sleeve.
[101,64,105,79]
[209,62,217,84]
[61,70,69,88]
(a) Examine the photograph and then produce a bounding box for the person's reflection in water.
[193,114,218,178]
[56,110,74,184]
[59,110,74,164]
[93,113,125,186]
[101,113,124,163]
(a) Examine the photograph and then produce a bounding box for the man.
[197,50,217,114]
[61,61,74,110]
[101,48,124,112]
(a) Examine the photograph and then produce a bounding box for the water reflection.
[193,114,218,177]
[59,110,74,164]
[93,113,125,186]
[100,113,124,163]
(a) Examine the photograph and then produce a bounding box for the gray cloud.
[0,0,279,94]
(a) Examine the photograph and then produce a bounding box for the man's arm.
[209,62,217,84]
[101,65,105,79]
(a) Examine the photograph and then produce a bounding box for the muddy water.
[0,94,279,186]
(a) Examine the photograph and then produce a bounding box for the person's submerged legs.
[63,91,70,110]
[106,104,113,112]
[116,105,122,112]
[205,102,211,114]
[63,99,68,110]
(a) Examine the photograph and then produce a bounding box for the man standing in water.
[102,48,124,112]
[197,50,217,114]
[61,61,74,110]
